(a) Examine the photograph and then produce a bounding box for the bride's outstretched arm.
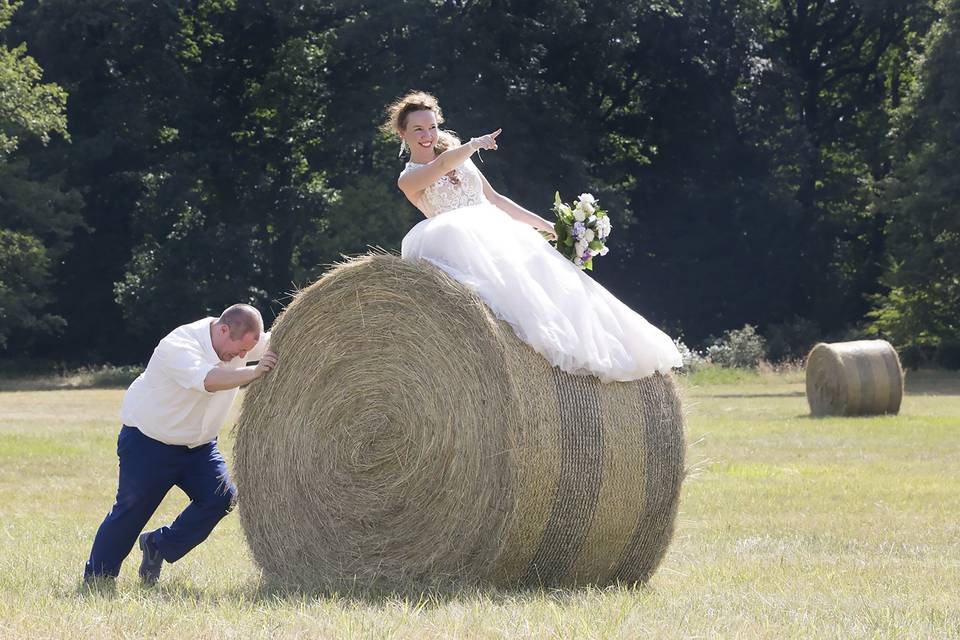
[478,172,557,240]
[397,129,501,198]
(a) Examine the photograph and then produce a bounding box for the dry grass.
[0,370,958,638]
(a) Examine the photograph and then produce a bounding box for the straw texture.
[233,253,685,591]
[805,340,904,417]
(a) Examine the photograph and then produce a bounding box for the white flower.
[575,239,589,256]
[596,216,612,238]
[584,228,595,242]
[599,245,610,256]
[557,203,572,217]
[589,247,600,256]
[574,256,584,267]
[573,206,586,222]
[577,194,597,216]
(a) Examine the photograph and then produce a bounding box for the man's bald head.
[217,304,263,341]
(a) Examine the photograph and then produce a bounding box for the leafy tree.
[0,0,80,350]
[2,0,946,362]
[871,0,960,352]
[610,1,804,341]
[111,2,337,336]
[15,1,339,354]
[9,0,188,359]
[761,0,936,334]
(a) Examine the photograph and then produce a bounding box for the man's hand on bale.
[255,350,278,378]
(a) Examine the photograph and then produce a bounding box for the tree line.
[0,0,957,366]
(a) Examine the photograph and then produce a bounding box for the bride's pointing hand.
[470,128,501,151]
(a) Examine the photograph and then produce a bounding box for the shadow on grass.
[691,369,958,398]
[258,579,653,609]
[75,576,118,598]
[75,574,653,609]
[702,391,806,399]
[904,370,960,396]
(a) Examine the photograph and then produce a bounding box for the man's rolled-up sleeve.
[154,336,216,393]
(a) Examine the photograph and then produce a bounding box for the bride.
[385,91,682,382]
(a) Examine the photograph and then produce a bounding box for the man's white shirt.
[120,317,270,447]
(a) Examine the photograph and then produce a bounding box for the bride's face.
[403,109,439,154]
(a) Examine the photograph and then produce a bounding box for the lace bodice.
[401,158,489,216]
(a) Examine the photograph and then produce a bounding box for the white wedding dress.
[400,158,682,382]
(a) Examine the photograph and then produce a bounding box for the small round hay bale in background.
[233,253,685,592]
[805,340,904,417]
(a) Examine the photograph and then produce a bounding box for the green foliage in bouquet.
[551,192,611,271]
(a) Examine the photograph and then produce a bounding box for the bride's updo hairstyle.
[383,90,461,156]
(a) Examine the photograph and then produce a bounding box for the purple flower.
[572,221,586,240]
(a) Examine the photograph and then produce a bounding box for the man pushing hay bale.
[805,340,904,417]
[233,254,685,591]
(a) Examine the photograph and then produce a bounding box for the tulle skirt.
[401,204,682,382]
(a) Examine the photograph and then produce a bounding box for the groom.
[83,304,278,584]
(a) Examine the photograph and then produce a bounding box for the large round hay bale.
[805,340,904,417]
[233,253,685,591]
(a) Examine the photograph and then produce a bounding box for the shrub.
[73,364,143,387]
[705,324,767,369]
[673,337,708,373]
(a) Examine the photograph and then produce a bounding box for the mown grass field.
[1,369,957,639]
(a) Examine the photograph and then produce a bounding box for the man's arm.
[203,350,278,392]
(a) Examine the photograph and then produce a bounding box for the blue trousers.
[84,425,237,578]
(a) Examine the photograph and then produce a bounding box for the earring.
[398,139,408,158]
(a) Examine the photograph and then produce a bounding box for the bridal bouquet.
[551,192,612,270]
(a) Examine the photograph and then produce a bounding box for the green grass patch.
[0,364,143,391]
[680,362,805,386]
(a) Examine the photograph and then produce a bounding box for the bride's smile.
[403,109,439,162]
